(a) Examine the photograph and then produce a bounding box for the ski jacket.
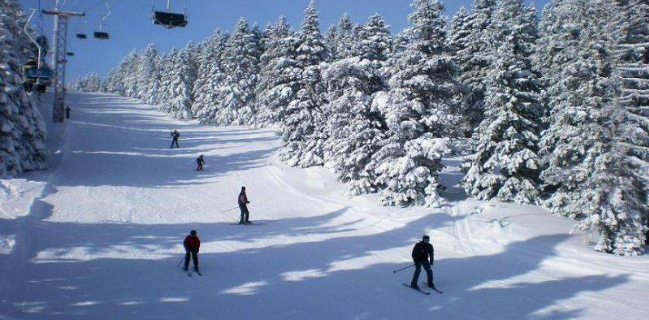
[238,192,248,206]
[197,157,204,165]
[184,235,201,251]
[412,241,434,263]
[172,131,180,140]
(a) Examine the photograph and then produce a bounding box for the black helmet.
[422,235,430,241]
[190,230,197,235]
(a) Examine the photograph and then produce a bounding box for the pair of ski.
[403,283,443,295]
[184,269,202,277]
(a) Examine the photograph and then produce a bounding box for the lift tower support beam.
[42,6,84,123]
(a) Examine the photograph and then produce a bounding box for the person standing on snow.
[238,186,251,225]
[196,155,205,171]
[183,230,201,272]
[410,235,434,290]
[171,130,180,148]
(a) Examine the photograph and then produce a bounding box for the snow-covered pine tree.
[332,13,356,60]
[0,0,48,176]
[455,0,497,131]
[204,18,261,125]
[155,50,174,110]
[105,51,139,96]
[540,0,647,255]
[193,29,228,121]
[614,0,649,243]
[463,0,544,205]
[321,57,387,196]
[252,16,301,128]
[446,7,470,55]
[319,14,391,196]
[279,0,329,168]
[158,47,194,119]
[354,14,392,65]
[371,0,462,207]
[123,50,140,98]
[136,44,161,105]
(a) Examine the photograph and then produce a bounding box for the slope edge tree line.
[74,0,649,256]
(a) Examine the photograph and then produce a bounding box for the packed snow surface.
[1,92,648,319]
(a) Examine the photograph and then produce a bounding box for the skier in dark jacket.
[183,230,201,272]
[196,155,205,171]
[410,235,434,290]
[170,130,180,148]
[238,186,250,225]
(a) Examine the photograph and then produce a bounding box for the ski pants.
[239,205,249,223]
[184,249,199,270]
[411,260,433,287]
[197,162,203,171]
[171,138,179,148]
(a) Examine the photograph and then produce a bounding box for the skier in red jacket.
[183,230,201,272]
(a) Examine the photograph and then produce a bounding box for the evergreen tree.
[371,0,461,206]
[332,13,356,60]
[0,0,48,176]
[354,14,392,64]
[253,16,301,128]
[157,48,193,119]
[279,0,329,167]
[193,29,228,121]
[540,0,647,255]
[615,0,649,244]
[456,0,497,131]
[463,0,544,205]
[203,18,261,125]
[136,44,161,105]
[321,58,387,196]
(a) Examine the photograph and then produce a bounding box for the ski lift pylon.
[152,0,188,29]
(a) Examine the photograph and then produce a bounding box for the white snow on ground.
[1,92,648,320]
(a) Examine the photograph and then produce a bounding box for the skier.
[183,230,201,272]
[410,235,434,290]
[238,186,250,225]
[170,130,180,148]
[196,155,205,171]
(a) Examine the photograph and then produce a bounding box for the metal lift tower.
[42,2,84,123]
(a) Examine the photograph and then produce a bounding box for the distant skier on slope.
[170,130,180,148]
[410,235,434,290]
[196,155,205,171]
[183,230,201,272]
[238,186,251,225]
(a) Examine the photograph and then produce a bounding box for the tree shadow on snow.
[0,205,629,320]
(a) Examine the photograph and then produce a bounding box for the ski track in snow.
[0,92,648,320]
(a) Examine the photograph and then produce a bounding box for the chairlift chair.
[94,2,111,40]
[152,0,188,29]
[22,10,53,93]
[66,52,75,57]
[76,33,87,39]
[94,31,109,40]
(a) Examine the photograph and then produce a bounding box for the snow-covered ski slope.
[1,92,648,320]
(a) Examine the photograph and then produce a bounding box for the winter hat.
[190,230,197,235]
[422,235,430,241]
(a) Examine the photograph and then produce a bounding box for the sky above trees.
[19,0,547,83]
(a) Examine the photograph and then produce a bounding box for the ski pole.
[217,206,239,214]
[392,264,415,273]
[176,255,185,269]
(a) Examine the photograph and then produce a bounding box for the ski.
[195,270,202,276]
[425,284,443,294]
[187,272,192,277]
[403,283,430,295]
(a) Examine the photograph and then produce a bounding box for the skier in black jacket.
[170,130,180,148]
[410,235,434,290]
